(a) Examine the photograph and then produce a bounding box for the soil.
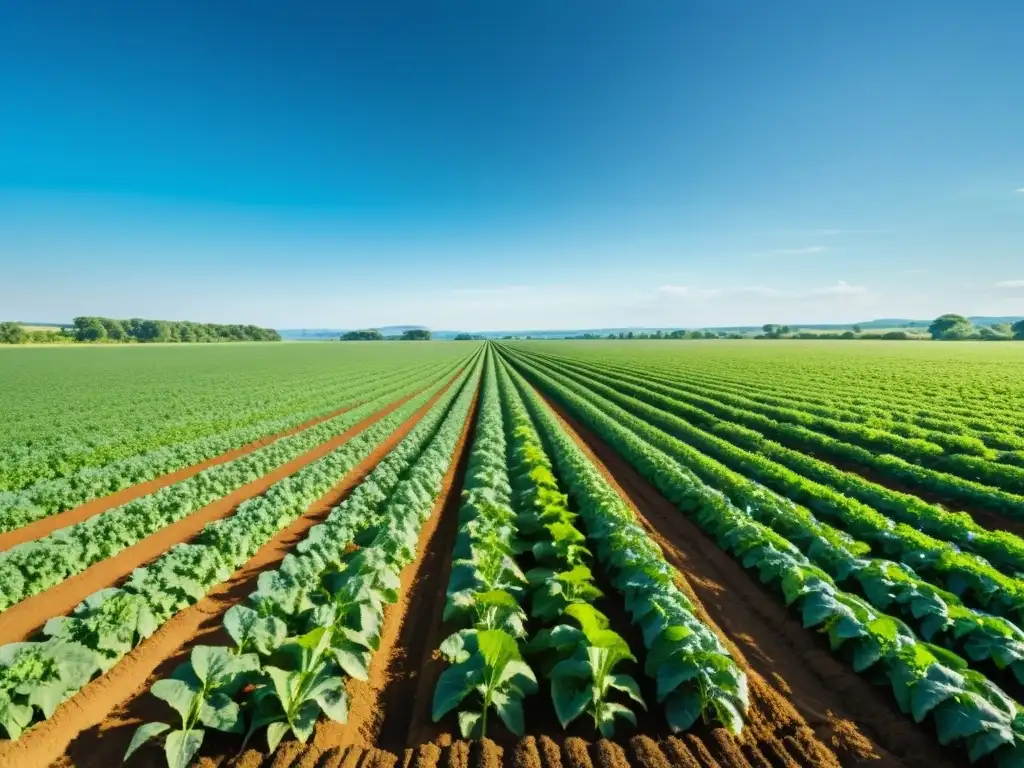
[0,388,430,647]
[0,401,361,553]
[313,390,479,753]
[2,375,462,768]
[819,451,1024,539]
[535,394,965,768]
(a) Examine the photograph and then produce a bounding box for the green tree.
[928,314,974,340]
[852,324,862,333]
[401,329,431,341]
[99,317,127,340]
[342,329,384,341]
[1011,320,1024,340]
[454,333,474,341]
[0,322,26,344]
[72,316,108,342]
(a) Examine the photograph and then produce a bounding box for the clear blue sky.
[2,1,1022,330]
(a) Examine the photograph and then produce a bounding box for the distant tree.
[73,316,108,342]
[977,327,1009,341]
[852,324,862,333]
[762,324,778,334]
[703,331,717,339]
[928,314,974,340]
[881,331,910,340]
[341,329,385,341]
[626,331,634,339]
[840,331,856,339]
[401,329,432,341]
[1013,320,1024,340]
[98,317,127,340]
[606,333,616,339]
[779,325,792,335]
[0,322,25,344]
[454,333,474,341]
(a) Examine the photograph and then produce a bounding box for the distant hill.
[176,316,1024,342]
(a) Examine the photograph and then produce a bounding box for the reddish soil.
[0,401,363,553]
[817,452,1024,539]
[0,386,440,648]
[536,394,965,768]
[313,391,479,753]
[3,375,462,768]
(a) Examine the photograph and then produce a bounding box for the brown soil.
[313,391,479,753]
[819,452,1024,539]
[0,387,434,648]
[535,393,964,768]
[0,401,362,553]
[4,376,462,768]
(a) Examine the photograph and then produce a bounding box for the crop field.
[2,341,1024,768]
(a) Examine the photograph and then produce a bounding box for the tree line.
[0,317,281,345]
[339,329,432,341]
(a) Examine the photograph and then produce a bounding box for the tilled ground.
[34,374,969,768]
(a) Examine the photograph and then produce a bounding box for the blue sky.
[1,1,1023,330]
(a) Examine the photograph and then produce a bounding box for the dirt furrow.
[0,401,363,553]
[535,392,963,768]
[0,388,438,647]
[314,392,479,754]
[1,380,461,768]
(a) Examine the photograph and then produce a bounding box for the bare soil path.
[0,400,363,553]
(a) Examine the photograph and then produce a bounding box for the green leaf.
[332,644,371,682]
[598,701,637,737]
[310,674,349,723]
[477,629,520,678]
[124,721,171,762]
[609,674,646,708]
[664,688,703,732]
[266,720,291,752]
[432,663,480,721]
[551,673,590,728]
[492,690,526,736]
[198,692,243,733]
[910,678,963,723]
[164,729,204,768]
[151,679,200,725]
[458,710,481,739]
[0,691,34,741]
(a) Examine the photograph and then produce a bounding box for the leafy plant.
[529,604,645,736]
[242,627,349,752]
[0,639,100,739]
[433,628,538,738]
[125,645,258,767]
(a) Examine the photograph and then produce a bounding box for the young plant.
[529,603,645,737]
[242,626,349,753]
[124,645,259,768]
[526,564,604,621]
[0,639,100,739]
[43,588,157,670]
[432,628,538,738]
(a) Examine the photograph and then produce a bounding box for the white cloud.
[1016,188,1024,193]
[994,280,1024,290]
[753,246,826,257]
[657,281,867,302]
[809,280,866,297]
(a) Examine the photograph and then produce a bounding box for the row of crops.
[1,339,1023,768]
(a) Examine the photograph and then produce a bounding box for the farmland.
[2,341,1024,768]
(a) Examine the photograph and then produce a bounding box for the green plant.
[433,628,538,738]
[124,645,258,767]
[530,603,645,736]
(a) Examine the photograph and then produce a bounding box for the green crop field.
[2,340,1024,768]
